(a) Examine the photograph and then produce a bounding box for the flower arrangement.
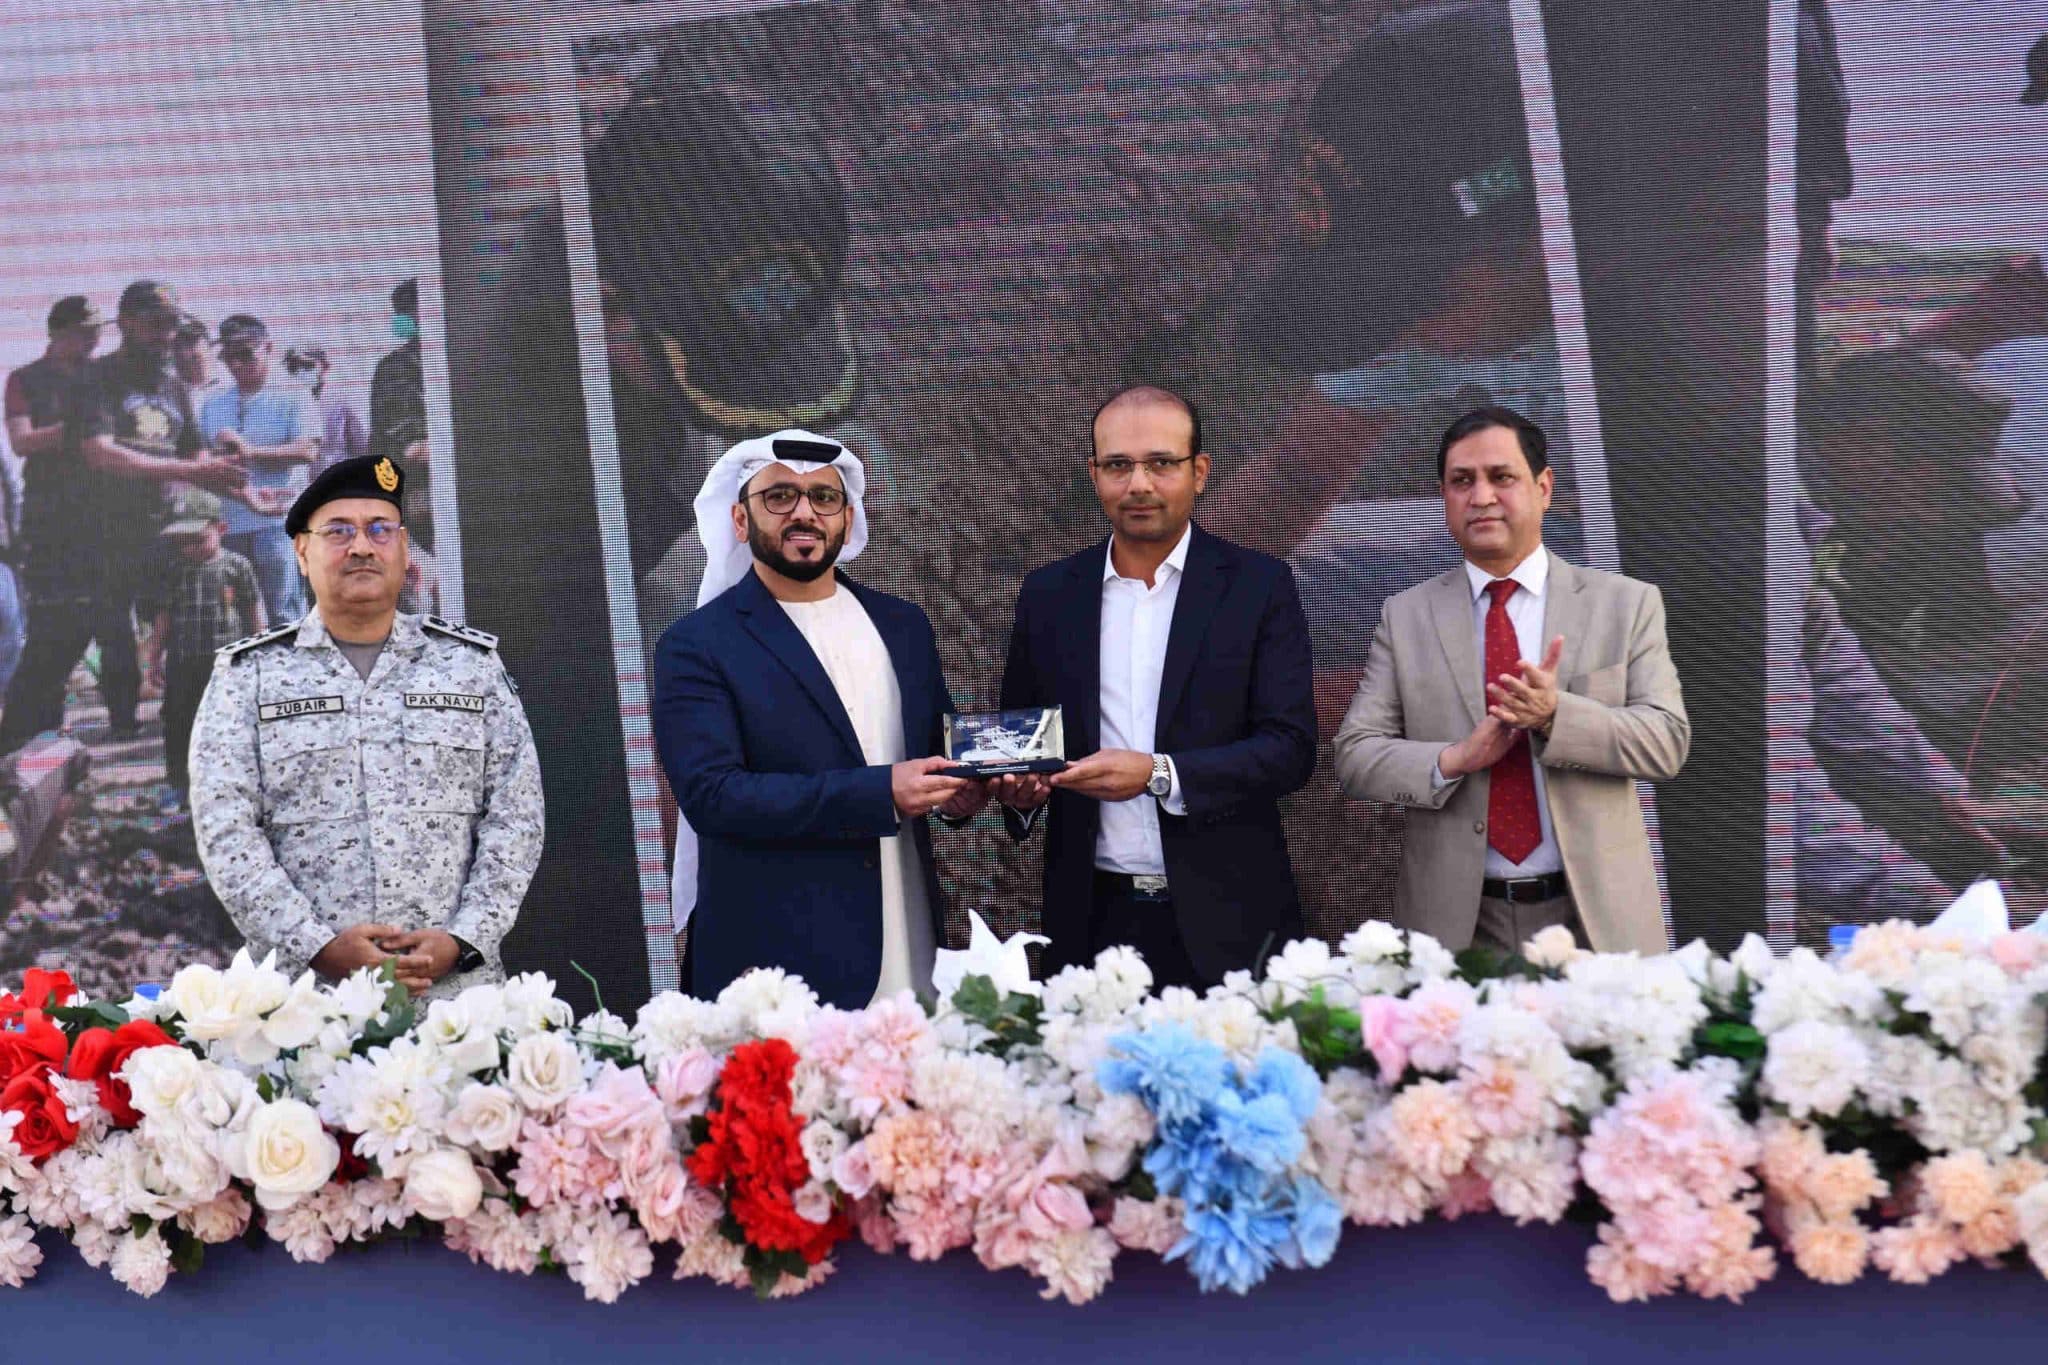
[7,917,2048,1305]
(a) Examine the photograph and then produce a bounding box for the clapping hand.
[1487,636,1564,733]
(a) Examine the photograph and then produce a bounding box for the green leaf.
[49,1001,132,1032]
[256,1073,278,1103]
[168,1230,205,1276]
[951,974,1001,1023]
[1696,1019,1766,1061]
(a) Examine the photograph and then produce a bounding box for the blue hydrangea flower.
[1107,1031,1335,1295]
[1099,1025,1226,1127]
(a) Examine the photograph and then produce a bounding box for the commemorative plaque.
[941,706,1067,778]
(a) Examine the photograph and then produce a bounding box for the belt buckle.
[1132,874,1170,899]
[1503,875,1546,903]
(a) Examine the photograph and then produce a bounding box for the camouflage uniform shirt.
[190,609,544,994]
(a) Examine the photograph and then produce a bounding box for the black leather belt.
[1482,871,1569,904]
[1095,870,1172,902]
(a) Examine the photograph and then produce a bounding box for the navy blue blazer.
[999,523,1317,982]
[653,570,953,1009]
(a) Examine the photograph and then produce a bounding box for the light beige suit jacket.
[1331,553,1689,954]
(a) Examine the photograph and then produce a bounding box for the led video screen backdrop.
[7,0,2044,1009]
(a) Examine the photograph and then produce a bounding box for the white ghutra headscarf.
[671,429,869,933]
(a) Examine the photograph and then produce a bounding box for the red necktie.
[1483,579,1541,864]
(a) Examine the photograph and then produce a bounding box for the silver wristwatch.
[1146,753,1173,799]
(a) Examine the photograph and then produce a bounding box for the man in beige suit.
[1332,406,1689,955]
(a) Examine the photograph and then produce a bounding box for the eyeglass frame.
[1087,453,1201,481]
[305,517,406,550]
[741,482,851,517]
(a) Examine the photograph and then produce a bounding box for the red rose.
[64,1019,177,1128]
[0,968,77,1022]
[0,1011,67,1087]
[1,1064,81,1163]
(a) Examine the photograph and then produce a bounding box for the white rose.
[504,1032,584,1112]
[231,1100,339,1209]
[799,1121,849,1182]
[445,1084,523,1153]
[119,1046,205,1124]
[422,996,504,1076]
[1523,925,1582,970]
[260,974,329,1054]
[1340,920,1407,964]
[403,1147,484,1222]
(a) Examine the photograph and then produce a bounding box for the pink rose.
[1989,933,2046,977]
[655,1048,719,1124]
[565,1064,664,1148]
[1359,996,1414,1081]
[832,1140,877,1199]
[1019,1180,1092,1237]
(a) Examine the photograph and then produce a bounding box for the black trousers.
[161,654,214,794]
[0,573,142,752]
[1088,871,1207,992]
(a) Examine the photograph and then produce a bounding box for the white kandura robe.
[776,585,935,1001]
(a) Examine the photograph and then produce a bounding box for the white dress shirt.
[1095,526,1190,874]
[777,586,935,1001]
[1430,545,1564,877]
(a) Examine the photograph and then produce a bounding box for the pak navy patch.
[405,692,486,713]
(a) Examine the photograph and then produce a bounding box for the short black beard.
[746,507,844,583]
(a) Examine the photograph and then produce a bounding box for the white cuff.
[1156,755,1187,816]
[1429,761,1460,794]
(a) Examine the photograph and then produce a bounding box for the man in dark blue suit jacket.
[654,434,977,1008]
[998,387,1317,988]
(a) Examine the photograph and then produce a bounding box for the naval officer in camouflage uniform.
[190,454,543,997]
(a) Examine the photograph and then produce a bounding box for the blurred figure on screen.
[200,313,321,625]
[369,278,433,552]
[582,66,899,659]
[284,344,368,471]
[1200,0,1587,736]
[172,314,227,416]
[2,295,106,700]
[142,489,263,808]
[0,280,244,752]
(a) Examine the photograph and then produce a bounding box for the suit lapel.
[1539,551,1587,682]
[1429,567,1485,726]
[732,571,864,763]
[1156,525,1229,735]
[1063,546,1105,754]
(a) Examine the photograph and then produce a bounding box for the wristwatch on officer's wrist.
[452,937,484,973]
[1146,754,1173,799]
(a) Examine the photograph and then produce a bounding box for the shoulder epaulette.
[216,622,298,661]
[423,615,499,651]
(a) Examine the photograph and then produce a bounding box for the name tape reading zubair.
[258,696,344,722]
[404,693,487,713]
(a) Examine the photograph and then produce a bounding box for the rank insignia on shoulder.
[217,621,298,661]
[423,616,499,650]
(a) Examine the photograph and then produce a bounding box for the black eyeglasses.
[1090,455,1197,481]
[744,484,848,516]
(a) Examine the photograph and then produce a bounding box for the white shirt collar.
[1103,522,1194,584]
[1463,543,1549,603]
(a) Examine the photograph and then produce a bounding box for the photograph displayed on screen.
[1784,0,2048,941]
[545,0,1635,981]
[0,2,457,994]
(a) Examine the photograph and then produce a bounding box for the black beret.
[286,455,404,536]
